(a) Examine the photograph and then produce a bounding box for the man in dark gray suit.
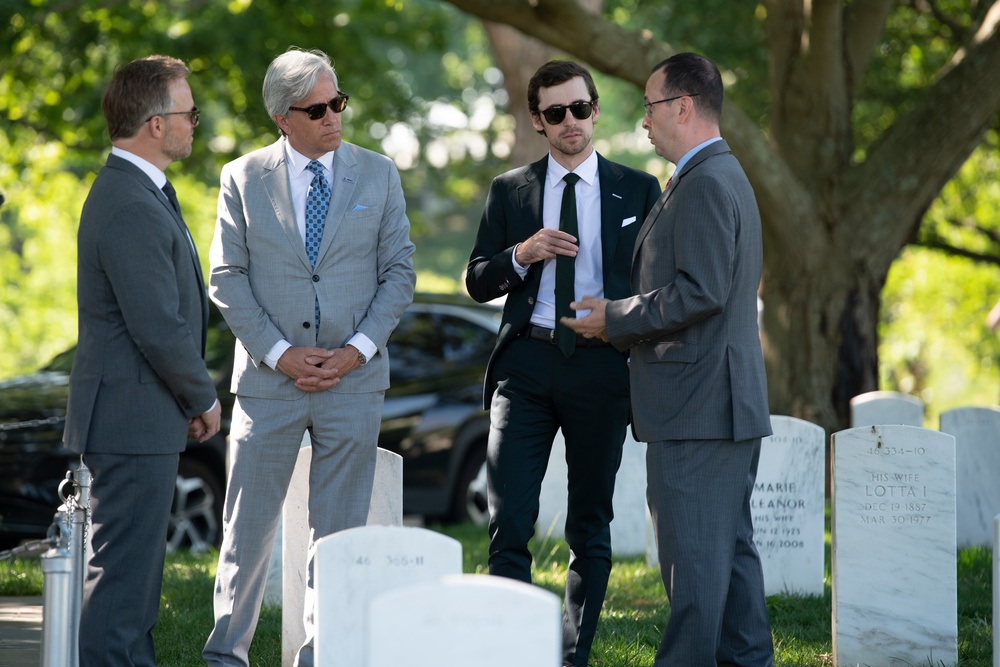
[204,48,415,667]
[65,55,221,667]
[467,60,660,667]
[565,53,775,667]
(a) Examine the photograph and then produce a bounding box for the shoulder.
[598,154,659,187]
[492,158,545,189]
[223,140,283,177]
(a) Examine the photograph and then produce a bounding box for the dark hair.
[102,55,190,141]
[651,52,723,123]
[526,60,599,114]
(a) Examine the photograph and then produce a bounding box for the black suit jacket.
[466,153,661,408]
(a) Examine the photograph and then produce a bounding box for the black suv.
[0,293,498,551]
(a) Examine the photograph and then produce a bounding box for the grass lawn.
[1,521,993,666]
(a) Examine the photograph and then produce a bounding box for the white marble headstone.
[831,425,956,667]
[939,406,1000,547]
[850,390,924,428]
[536,429,649,556]
[368,574,561,667]
[315,525,462,667]
[281,440,404,667]
[752,415,825,596]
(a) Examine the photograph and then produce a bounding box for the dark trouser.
[646,439,775,667]
[486,335,629,666]
[79,452,179,667]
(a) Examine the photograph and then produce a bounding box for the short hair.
[526,60,599,115]
[651,52,724,123]
[263,48,339,124]
[101,55,190,141]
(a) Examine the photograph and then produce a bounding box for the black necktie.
[162,181,181,214]
[555,173,581,358]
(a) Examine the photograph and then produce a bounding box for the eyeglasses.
[150,107,200,127]
[288,94,350,120]
[644,93,699,116]
[537,100,595,125]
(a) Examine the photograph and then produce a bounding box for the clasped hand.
[561,296,610,342]
[276,345,362,392]
[515,228,578,265]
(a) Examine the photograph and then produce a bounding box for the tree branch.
[843,0,895,97]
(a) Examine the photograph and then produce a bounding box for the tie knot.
[306,160,325,178]
[563,172,581,186]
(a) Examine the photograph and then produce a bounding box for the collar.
[673,136,723,177]
[282,137,335,177]
[110,146,166,188]
[546,149,599,188]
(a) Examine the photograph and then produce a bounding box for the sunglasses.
[288,94,350,120]
[537,100,595,125]
[150,107,200,127]
[644,93,699,116]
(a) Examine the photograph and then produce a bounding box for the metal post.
[40,510,74,667]
[70,460,91,667]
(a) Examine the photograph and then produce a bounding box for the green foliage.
[879,247,1000,423]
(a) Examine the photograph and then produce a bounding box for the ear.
[274,113,292,136]
[530,111,546,134]
[592,101,600,124]
[146,115,165,139]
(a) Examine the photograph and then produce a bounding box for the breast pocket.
[649,339,697,364]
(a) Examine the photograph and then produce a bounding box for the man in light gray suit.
[564,53,775,667]
[65,55,221,667]
[203,48,415,667]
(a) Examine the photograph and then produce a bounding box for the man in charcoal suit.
[65,55,221,667]
[565,52,775,667]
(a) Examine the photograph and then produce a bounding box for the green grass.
[1,524,993,667]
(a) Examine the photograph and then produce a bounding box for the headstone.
[315,525,462,667]
[752,415,825,596]
[940,406,1000,547]
[281,439,404,667]
[537,429,649,556]
[368,574,561,667]
[831,425,956,667]
[850,390,924,428]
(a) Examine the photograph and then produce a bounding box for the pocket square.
[351,204,369,212]
[622,216,637,227]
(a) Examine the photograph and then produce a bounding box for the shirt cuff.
[347,333,377,361]
[512,243,528,278]
[263,339,292,370]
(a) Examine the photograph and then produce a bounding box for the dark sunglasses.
[149,107,200,127]
[288,94,350,120]
[538,100,595,125]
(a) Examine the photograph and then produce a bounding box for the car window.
[388,311,494,380]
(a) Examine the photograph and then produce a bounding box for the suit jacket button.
[312,275,320,282]
[303,322,311,329]
[528,297,535,305]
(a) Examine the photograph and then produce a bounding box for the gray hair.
[263,48,339,120]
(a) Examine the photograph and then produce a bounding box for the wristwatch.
[356,348,368,365]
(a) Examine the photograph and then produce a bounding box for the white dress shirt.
[513,150,603,327]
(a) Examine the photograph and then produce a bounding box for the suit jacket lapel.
[260,141,313,271]
[632,140,732,264]
[315,142,359,266]
[515,158,547,291]
[596,155,625,282]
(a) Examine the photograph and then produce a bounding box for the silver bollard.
[40,511,74,667]
[69,461,91,665]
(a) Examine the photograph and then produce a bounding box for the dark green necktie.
[555,172,581,357]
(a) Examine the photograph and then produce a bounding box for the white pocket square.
[622,216,637,227]
[351,204,369,212]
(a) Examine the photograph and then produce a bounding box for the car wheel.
[167,457,224,553]
[452,443,489,526]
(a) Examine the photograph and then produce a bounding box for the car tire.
[167,457,224,553]
[452,443,489,526]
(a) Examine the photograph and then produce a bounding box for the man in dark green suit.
[466,60,660,667]
[65,56,220,667]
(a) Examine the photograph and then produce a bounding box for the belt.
[526,324,610,348]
